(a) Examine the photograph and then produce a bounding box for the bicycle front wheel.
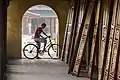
[48,44,62,59]
[23,44,38,59]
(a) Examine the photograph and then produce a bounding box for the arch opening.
[21,5,59,59]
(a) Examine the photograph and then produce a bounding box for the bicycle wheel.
[48,44,62,59]
[23,44,38,59]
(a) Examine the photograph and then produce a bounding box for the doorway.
[21,5,59,58]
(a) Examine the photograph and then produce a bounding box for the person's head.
[41,23,46,28]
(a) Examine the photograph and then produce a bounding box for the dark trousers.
[35,39,47,52]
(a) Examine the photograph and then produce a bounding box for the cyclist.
[34,23,50,58]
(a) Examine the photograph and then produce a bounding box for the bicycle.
[23,36,62,59]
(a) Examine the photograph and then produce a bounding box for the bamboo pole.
[103,0,119,80]
[68,0,90,73]
[88,0,101,79]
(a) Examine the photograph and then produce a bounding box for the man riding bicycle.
[34,23,50,58]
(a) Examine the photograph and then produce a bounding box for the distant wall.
[7,0,69,58]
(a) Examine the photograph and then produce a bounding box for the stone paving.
[6,59,89,80]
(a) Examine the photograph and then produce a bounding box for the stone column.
[0,0,8,79]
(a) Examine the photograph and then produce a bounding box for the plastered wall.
[7,0,69,58]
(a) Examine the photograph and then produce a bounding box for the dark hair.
[41,23,46,26]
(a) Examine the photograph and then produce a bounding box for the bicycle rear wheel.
[23,44,38,59]
[48,44,62,59]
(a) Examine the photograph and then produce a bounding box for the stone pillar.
[0,0,8,79]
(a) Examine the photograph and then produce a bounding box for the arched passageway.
[21,5,59,59]
[7,0,69,59]
[1,0,120,80]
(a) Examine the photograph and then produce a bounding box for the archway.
[21,5,59,58]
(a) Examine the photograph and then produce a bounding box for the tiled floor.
[6,59,89,80]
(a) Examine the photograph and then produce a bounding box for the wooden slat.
[68,0,86,65]
[67,0,81,64]
[64,8,74,62]
[108,0,120,79]
[61,8,72,61]
[98,0,111,79]
[103,0,119,80]
[88,0,101,79]
[68,0,90,73]
[72,0,96,76]
[65,0,80,65]
[102,25,115,80]
[98,11,109,80]
[117,42,120,80]
[115,29,120,80]
[108,27,120,80]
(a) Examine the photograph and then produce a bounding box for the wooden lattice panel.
[73,24,89,74]
[98,24,108,80]
[108,27,120,80]
[72,1,95,76]
[117,53,120,80]
[103,25,115,80]
[98,7,109,80]
[61,8,74,61]
[88,0,101,78]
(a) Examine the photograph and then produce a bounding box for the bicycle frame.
[39,37,54,53]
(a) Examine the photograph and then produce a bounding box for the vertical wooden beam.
[98,9,108,80]
[65,0,80,65]
[68,0,90,73]
[98,3,104,80]
[66,7,74,63]
[108,26,120,80]
[117,56,120,79]
[98,0,114,79]
[115,34,120,80]
[88,0,101,79]
[103,0,119,80]
[67,0,81,65]
[108,0,120,79]
[117,34,120,80]
[96,0,104,79]
[102,0,115,78]
[61,8,71,61]
[73,0,98,76]
[117,7,120,77]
